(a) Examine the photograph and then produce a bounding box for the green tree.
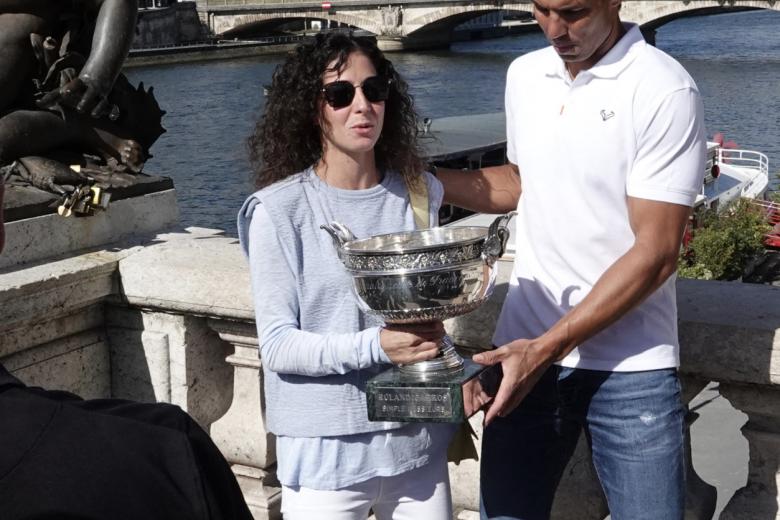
[678,198,771,280]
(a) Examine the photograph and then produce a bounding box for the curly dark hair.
[248,32,425,189]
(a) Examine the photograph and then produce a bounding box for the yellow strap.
[406,176,429,230]
[408,174,478,463]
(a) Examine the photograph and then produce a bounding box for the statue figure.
[0,0,166,215]
[380,6,402,29]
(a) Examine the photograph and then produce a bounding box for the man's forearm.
[437,163,520,214]
[530,197,692,360]
[535,239,681,360]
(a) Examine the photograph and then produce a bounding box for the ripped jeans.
[480,366,685,520]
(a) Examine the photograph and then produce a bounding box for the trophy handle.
[482,212,516,266]
[320,221,357,251]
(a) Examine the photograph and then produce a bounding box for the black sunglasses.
[321,76,392,109]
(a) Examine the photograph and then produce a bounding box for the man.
[0,187,252,518]
[437,0,706,518]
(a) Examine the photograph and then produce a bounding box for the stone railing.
[111,228,281,518]
[2,225,778,519]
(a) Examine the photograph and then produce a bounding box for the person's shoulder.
[238,169,309,241]
[633,44,699,93]
[421,170,438,188]
[394,170,440,195]
[507,47,556,81]
[421,170,443,199]
[252,170,309,201]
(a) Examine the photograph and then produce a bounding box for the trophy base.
[366,359,500,423]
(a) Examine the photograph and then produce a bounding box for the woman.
[238,33,455,519]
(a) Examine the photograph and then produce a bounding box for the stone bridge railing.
[200,0,780,49]
[2,225,779,519]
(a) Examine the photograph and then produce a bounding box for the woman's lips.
[351,123,375,136]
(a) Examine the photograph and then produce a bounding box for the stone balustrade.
[2,225,779,519]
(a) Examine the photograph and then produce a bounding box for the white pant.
[281,456,452,520]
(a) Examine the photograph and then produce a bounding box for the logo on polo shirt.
[600,109,615,121]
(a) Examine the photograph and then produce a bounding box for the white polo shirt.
[493,24,706,371]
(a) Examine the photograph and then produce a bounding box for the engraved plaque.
[373,387,452,420]
[366,360,498,423]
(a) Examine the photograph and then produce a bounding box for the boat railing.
[718,147,769,175]
[716,147,770,199]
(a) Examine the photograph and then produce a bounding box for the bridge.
[194,0,780,50]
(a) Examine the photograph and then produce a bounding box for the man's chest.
[510,78,637,189]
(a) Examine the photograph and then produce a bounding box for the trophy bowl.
[323,216,512,320]
[321,213,514,422]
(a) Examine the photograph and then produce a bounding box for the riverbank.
[126,23,541,67]
[126,37,304,67]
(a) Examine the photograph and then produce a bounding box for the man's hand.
[380,321,445,365]
[462,376,494,418]
[472,338,557,426]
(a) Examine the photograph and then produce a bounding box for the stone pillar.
[719,383,780,520]
[106,307,234,428]
[208,319,280,520]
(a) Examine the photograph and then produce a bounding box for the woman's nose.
[351,86,371,111]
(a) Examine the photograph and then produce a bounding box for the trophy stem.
[398,335,464,378]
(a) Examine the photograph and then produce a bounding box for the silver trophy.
[321,213,513,422]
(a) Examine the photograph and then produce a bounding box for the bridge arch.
[405,6,532,38]
[620,0,777,30]
[212,11,379,38]
[406,8,502,38]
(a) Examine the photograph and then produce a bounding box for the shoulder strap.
[405,176,429,230]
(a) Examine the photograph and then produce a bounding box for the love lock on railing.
[57,184,111,217]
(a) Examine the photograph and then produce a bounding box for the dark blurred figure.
[0,184,252,519]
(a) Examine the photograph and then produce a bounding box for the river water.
[125,10,780,233]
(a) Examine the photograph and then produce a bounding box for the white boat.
[698,141,770,211]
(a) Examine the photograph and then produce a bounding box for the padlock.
[72,197,89,215]
[70,186,92,215]
[57,191,77,217]
[89,185,111,210]
[90,186,102,206]
[57,204,73,217]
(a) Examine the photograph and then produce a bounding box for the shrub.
[678,198,771,280]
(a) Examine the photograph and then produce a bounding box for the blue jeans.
[480,366,685,520]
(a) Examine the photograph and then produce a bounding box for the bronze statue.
[0,0,165,214]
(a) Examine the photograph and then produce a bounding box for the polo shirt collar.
[545,22,645,80]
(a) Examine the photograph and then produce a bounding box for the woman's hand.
[379,321,445,365]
